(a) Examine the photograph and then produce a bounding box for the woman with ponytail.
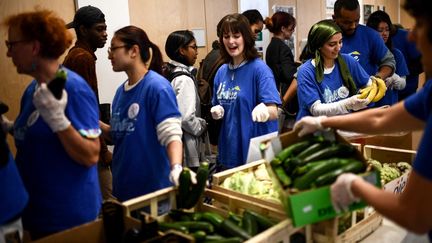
[296,19,371,120]
[100,26,188,203]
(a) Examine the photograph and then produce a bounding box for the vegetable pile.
[270,135,366,191]
[221,164,280,202]
[366,159,411,185]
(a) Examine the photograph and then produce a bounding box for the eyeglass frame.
[107,45,127,54]
[5,40,29,50]
[187,44,198,51]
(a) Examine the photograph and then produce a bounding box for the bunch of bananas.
[358,76,387,102]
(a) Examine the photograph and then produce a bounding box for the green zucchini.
[292,160,328,177]
[168,209,193,221]
[191,230,207,242]
[220,219,252,240]
[184,162,209,209]
[177,168,192,209]
[241,211,258,236]
[296,141,330,160]
[243,210,275,231]
[302,143,356,164]
[273,165,291,187]
[275,140,312,162]
[158,222,189,234]
[205,237,243,243]
[314,161,365,187]
[201,211,224,228]
[293,158,355,190]
[171,221,214,233]
[227,212,242,226]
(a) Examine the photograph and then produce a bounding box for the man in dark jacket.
[63,5,114,200]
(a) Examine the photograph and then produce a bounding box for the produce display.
[220,164,280,202]
[358,76,387,102]
[366,159,411,184]
[270,135,367,191]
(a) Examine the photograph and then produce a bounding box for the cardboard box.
[261,130,381,227]
[123,187,304,243]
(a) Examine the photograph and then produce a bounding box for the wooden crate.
[310,208,382,243]
[123,187,305,243]
[212,159,284,212]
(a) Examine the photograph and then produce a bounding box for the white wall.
[75,0,130,104]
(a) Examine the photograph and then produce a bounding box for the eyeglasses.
[5,40,28,50]
[187,45,198,51]
[107,45,127,54]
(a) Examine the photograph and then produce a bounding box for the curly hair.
[4,9,73,59]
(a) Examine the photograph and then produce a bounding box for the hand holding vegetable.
[251,103,270,122]
[293,115,327,137]
[33,83,70,132]
[170,164,197,186]
[330,173,362,213]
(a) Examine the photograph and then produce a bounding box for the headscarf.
[302,20,357,95]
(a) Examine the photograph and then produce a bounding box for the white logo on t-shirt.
[128,103,140,119]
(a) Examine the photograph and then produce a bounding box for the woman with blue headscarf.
[296,20,371,120]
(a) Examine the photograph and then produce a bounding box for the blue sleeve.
[342,54,370,88]
[151,85,181,125]
[64,70,101,138]
[393,48,409,76]
[368,27,390,67]
[413,114,432,180]
[297,62,321,108]
[255,61,282,105]
[404,80,432,121]
[212,65,226,106]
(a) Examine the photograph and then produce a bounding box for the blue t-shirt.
[296,54,369,120]
[404,80,432,240]
[110,70,181,201]
[212,58,281,169]
[0,152,28,224]
[375,48,409,107]
[392,28,422,97]
[341,25,389,75]
[14,67,101,233]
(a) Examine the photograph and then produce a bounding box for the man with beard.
[333,0,395,81]
[63,5,113,200]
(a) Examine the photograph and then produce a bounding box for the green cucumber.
[243,210,275,231]
[302,143,356,164]
[227,212,242,226]
[201,211,224,228]
[168,209,194,221]
[273,165,291,187]
[205,237,243,243]
[296,141,330,160]
[241,211,258,236]
[158,222,189,234]
[220,219,252,240]
[177,168,192,209]
[314,161,365,187]
[292,160,329,177]
[293,158,355,190]
[275,140,312,162]
[192,230,207,241]
[184,162,209,209]
[171,221,214,233]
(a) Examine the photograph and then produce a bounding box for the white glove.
[210,105,224,120]
[0,115,13,134]
[331,173,362,213]
[252,103,270,122]
[293,116,327,137]
[343,95,369,111]
[169,164,197,186]
[33,83,70,132]
[385,73,406,90]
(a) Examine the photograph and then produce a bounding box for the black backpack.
[162,62,195,83]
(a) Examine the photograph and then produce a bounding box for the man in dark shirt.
[64,5,113,200]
